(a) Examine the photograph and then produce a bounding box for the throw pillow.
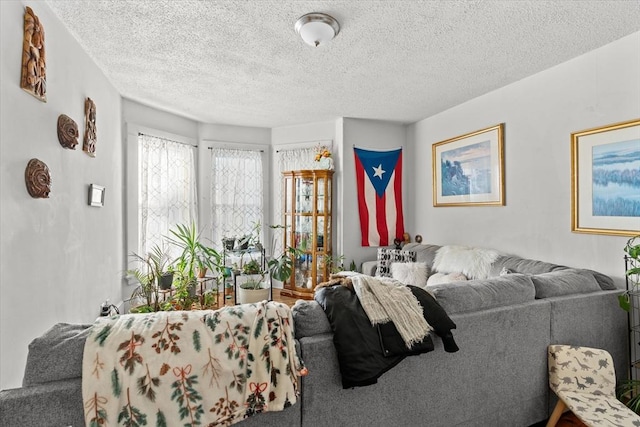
[376,248,416,277]
[427,272,468,286]
[432,245,500,280]
[391,262,429,288]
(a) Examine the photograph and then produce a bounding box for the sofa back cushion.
[292,300,331,338]
[23,323,92,386]
[489,255,566,276]
[402,243,441,267]
[428,273,536,315]
[531,268,602,298]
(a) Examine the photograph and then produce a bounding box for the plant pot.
[237,284,269,304]
[222,238,236,251]
[159,272,174,290]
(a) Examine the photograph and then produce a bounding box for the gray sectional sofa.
[0,243,628,427]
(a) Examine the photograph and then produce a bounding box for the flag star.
[372,164,385,179]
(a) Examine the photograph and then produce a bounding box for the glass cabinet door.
[281,169,333,299]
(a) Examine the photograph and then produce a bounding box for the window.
[210,147,263,249]
[138,133,197,256]
[271,146,319,253]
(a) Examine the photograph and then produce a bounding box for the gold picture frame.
[432,123,505,207]
[571,118,640,236]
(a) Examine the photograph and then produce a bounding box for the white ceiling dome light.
[295,13,340,47]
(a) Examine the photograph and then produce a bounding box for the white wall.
[341,118,409,269]
[408,32,640,284]
[0,1,123,389]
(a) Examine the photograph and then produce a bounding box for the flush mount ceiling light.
[295,12,340,47]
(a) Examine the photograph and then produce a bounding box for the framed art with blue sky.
[432,123,505,207]
[571,118,640,236]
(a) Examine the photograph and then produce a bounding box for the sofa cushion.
[22,323,92,386]
[490,255,567,276]
[428,273,536,315]
[391,262,429,288]
[401,243,441,266]
[292,300,331,339]
[426,272,467,286]
[376,248,416,277]
[586,269,617,290]
[531,268,601,298]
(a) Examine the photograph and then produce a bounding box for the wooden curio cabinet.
[281,169,333,299]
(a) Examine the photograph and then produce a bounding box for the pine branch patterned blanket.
[82,301,306,427]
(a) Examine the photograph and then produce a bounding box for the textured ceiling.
[45,0,640,129]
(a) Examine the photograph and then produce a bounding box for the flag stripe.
[354,153,370,246]
[394,151,405,236]
[376,192,388,246]
[365,179,377,246]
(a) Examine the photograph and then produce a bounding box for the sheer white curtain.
[272,147,318,253]
[210,147,263,250]
[139,133,197,256]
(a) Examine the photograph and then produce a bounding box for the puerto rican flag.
[354,147,405,247]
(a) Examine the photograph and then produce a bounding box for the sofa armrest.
[361,261,378,276]
[0,378,84,427]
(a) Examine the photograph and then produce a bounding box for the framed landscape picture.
[571,118,640,236]
[432,123,505,207]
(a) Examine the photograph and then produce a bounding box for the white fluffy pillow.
[432,245,499,280]
[390,262,429,288]
[427,272,468,286]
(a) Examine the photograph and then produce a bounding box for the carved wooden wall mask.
[25,158,51,198]
[83,97,96,157]
[57,114,79,149]
[20,6,46,102]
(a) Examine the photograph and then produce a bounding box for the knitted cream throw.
[350,274,431,348]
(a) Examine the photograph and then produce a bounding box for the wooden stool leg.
[546,400,567,427]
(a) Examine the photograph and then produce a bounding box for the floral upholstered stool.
[547,344,640,427]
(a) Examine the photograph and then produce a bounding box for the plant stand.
[627,255,640,382]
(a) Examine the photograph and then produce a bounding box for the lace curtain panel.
[272,147,318,253]
[210,147,264,249]
[139,133,197,256]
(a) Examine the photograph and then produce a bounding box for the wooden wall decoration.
[25,158,51,198]
[20,6,46,102]
[57,114,79,149]
[83,97,97,157]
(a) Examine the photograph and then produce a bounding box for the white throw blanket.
[82,302,306,426]
[350,274,431,348]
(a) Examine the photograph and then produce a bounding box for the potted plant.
[127,244,172,312]
[159,264,175,290]
[618,235,640,311]
[249,221,262,250]
[222,235,236,251]
[166,222,223,306]
[324,254,346,275]
[236,257,268,304]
